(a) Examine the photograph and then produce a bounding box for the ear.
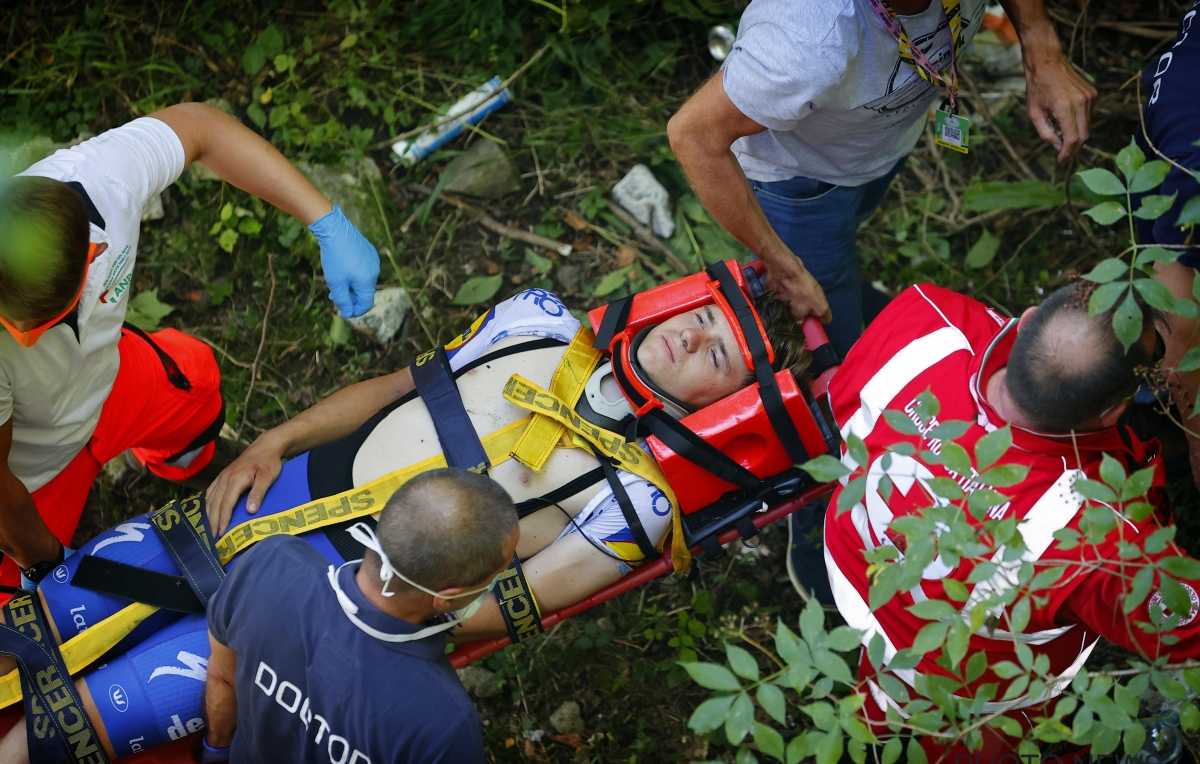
[1098,399,1130,428]
[430,587,468,614]
[1016,306,1037,331]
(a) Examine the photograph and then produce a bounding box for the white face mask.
[325,522,499,643]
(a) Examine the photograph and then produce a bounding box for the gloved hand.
[199,738,231,763]
[308,205,380,318]
[20,544,74,591]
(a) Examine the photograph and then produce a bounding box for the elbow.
[666,111,691,156]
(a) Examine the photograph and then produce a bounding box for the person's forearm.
[1156,261,1200,433]
[0,469,59,568]
[261,369,414,457]
[205,635,238,747]
[152,103,331,225]
[999,0,1063,62]
[668,127,796,272]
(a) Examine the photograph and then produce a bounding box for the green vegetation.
[3,1,1198,761]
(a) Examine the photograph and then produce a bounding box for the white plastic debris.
[612,164,674,239]
[392,77,511,166]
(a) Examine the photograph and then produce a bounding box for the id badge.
[934,108,970,154]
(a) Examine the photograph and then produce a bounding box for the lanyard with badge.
[865,0,971,154]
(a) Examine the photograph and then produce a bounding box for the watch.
[21,544,65,584]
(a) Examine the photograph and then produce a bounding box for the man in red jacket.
[823,281,1189,757]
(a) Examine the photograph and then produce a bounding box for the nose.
[680,327,703,354]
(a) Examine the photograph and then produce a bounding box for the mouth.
[662,335,675,364]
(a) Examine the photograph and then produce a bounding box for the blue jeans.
[751,160,904,357]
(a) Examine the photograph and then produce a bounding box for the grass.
[3,0,1197,760]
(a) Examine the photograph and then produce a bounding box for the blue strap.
[0,593,109,763]
[410,347,490,472]
[150,495,225,606]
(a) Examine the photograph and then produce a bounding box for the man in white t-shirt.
[0,102,381,589]
[667,0,1095,600]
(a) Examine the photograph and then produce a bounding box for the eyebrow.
[705,307,730,370]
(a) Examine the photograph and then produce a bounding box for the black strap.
[71,556,204,614]
[166,398,226,464]
[640,408,761,493]
[514,467,605,518]
[593,449,658,561]
[410,347,489,473]
[492,555,543,642]
[809,344,841,377]
[149,496,225,606]
[593,296,633,351]
[64,180,106,230]
[0,593,109,763]
[708,261,810,465]
[122,323,191,391]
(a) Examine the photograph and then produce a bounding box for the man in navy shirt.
[1140,3,1200,485]
[203,468,519,763]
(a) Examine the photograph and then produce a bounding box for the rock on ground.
[347,286,411,346]
[296,157,390,251]
[549,700,585,735]
[456,665,504,699]
[440,140,521,199]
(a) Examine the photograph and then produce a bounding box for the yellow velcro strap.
[503,373,692,572]
[510,327,601,472]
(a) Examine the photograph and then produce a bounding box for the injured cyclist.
[0,261,823,762]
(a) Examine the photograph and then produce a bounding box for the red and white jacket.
[823,285,1194,715]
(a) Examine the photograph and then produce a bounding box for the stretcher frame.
[107,321,841,764]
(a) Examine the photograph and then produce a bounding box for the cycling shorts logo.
[1149,584,1200,628]
[52,564,69,584]
[108,684,129,713]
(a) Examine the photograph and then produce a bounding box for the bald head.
[366,468,518,593]
[1006,282,1157,433]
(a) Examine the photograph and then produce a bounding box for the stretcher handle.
[800,317,838,399]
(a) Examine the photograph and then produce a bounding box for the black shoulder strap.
[149,495,225,605]
[639,408,761,493]
[70,556,203,613]
[410,347,489,473]
[64,180,106,230]
[0,593,109,763]
[593,448,659,561]
[593,296,633,350]
[514,467,605,518]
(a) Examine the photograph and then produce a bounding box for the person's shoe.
[786,505,834,605]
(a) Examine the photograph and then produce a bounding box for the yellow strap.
[0,419,531,710]
[510,327,601,472]
[502,373,692,571]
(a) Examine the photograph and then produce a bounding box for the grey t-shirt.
[724,0,986,187]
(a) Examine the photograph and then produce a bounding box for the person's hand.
[205,434,286,537]
[308,205,380,318]
[1023,48,1096,163]
[763,255,832,324]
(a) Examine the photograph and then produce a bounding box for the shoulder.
[20,118,182,183]
[223,536,322,596]
[737,0,858,48]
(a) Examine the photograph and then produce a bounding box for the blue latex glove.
[308,205,380,318]
[20,544,74,591]
[199,738,231,763]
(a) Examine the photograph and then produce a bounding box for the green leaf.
[883,410,919,435]
[1123,724,1147,757]
[258,25,284,58]
[1112,292,1144,352]
[911,621,949,655]
[836,476,866,514]
[689,694,735,733]
[726,644,760,681]
[813,648,855,685]
[726,692,754,745]
[328,314,351,346]
[1135,277,1179,312]
[929,477,965,500]
[1078,168,1126,196]
[592,266,631,297]
[757,684,787,725]
[776,621,808,666]
[881,738,902,764]
[246,102,267,129]
[928,420,971,441]
[966,650,988,683]
[1083,201,1126,225]
[125,290,175,332]
[965,230,1000,269]
[906,736,929,764]
[1135,245,1179,268]
[736,747,758,764]
[452,275,503,306]
[1179,195,1200,226]
[964,180,1065,212]
[847,434,869,471]
[1181,703,1200,732]
[1088,282,1127,315]
[908,599,957,621]
[826,626,862,653]
[800,599,825,646]
[1178,346,1200,373]
[814,729,844,764]
[1009,597,1031,633]
[801,701,836,728]
[339,33,359,51]
[945,619,970,667]
[1130,160,1170,194]
[974,426,1012,471]
[1097,454,1127,492]
[1083,257,1128,284]
[943,578,969,602]
[1160,555,1200,579]
[979,464,1028,487]
[681,662,742,692]
[241,43,267,76]
[993,660,1024,679]
[1122,466,1156,502]
[1116,139,1146,181]
[753,722,786,762]
[800,454,851,482]
[937,441,972,475]
[1133,193,1177,221]
[217,228,239,253]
